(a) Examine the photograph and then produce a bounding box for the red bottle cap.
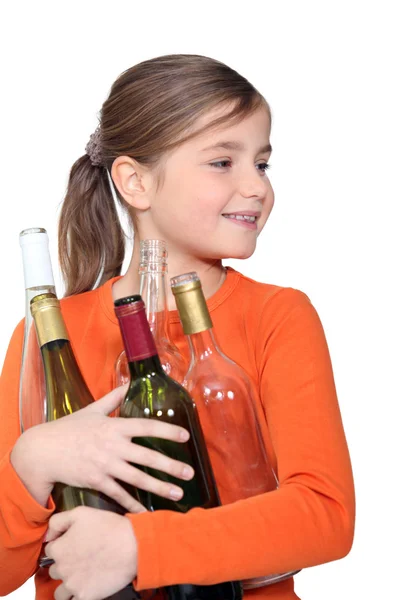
[114,296,157,362]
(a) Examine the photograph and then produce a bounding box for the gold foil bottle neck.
[171,273,212,335]
[30,294,70,346]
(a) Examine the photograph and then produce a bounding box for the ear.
[111,156,154,211]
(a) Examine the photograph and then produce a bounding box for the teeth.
[224,214,256,223]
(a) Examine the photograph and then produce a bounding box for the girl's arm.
[0,320,52,594]
[125,289,355,590]
[0,320,195,595]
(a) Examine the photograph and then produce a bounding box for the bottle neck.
[42,339,94,393]
[20,230,55,289]
[187,327,220,362]
[139,267,169,342]
[31,297,69,347]
[128,354,164,378]
[115,300,165,376]
[30,301,95,417]
[24,285,57,335]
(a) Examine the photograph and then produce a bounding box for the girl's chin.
[221,244,257,260]
[233,250,256,260]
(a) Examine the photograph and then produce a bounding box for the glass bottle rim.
[140,239,168,269]
[19,227,47,237]
[140,239,167,250]
[171,272,200,292]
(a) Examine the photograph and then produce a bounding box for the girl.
[0,54,355,600]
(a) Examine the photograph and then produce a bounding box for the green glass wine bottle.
[114,294,243,600]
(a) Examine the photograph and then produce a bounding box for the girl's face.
[145,103,274,261]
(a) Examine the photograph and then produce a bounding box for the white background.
[0,1,398,598]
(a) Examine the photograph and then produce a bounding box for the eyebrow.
[201,140,272,154]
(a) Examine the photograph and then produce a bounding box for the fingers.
[119,417,190,443]
[46,511,74,543]
[88,384,129,415]
[96,476,148,513]
[54,583,73,600]
[121,440,194,482]
[110,459,188,503]
[49,563,62,581]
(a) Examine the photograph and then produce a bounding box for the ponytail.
[58,154,125,297]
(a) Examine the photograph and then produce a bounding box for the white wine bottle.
[30,293,128,516]
[32,294,141,599]
[31,293,137,587]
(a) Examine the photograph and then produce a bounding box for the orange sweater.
[0,267,355,599]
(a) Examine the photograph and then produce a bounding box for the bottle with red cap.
[114,293,243,600]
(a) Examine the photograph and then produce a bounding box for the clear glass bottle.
[19,227,56,432]
[115,240,186,386]
[171,272,301,589]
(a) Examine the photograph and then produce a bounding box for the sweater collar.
[98,266,240,325]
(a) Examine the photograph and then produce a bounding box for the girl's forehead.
[188,105,271,147]
[196,101,268,130]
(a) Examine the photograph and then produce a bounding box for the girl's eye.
[257,162,271,174]
[210,161,271,174]
[210,160,232,168]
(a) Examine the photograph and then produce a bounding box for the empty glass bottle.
[115,240,187,386]
[171,272,301,589]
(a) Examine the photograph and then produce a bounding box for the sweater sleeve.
[126,288,356,591]
[0,320,55,595]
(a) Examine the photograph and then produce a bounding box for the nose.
[238,165,268,200]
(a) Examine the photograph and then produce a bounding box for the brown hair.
[58,53,270,296]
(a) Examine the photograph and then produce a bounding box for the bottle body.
[171,272,300,589]
[115,295,242,600]
[115,240,186,386]
[183,335,278,504]
[19,228,56,432]
[31,295,127,517]
[121,356,219,512]
[30,298,146,598]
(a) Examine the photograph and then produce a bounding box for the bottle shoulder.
[121,371,198,423]
[186,349,250,382]
[42,340,95,414]
[125,370,193,403]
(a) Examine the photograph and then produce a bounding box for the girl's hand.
[11,384,194,511]
[45,506,137,600]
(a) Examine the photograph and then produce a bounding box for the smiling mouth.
[222,214,258,223]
